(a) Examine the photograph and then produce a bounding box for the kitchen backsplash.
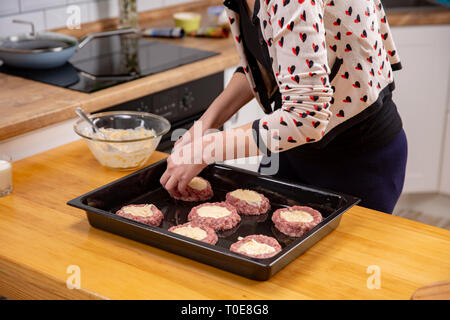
[0,0,194,37]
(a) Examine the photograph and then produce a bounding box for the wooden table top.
[1,0,449,142]
[0,140,449,300]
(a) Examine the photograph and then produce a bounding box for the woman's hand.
[160,123,261,196]
[160,141,208,197]
[161,71,255,196]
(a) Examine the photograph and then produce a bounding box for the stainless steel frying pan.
[0,20,137,69]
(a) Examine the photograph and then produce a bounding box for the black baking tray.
[67,160,360,280]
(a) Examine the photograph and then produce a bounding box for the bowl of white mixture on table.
[74,111,170,171]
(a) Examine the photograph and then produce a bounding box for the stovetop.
[0,34,218,93]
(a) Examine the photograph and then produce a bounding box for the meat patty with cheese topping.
[225,189,270,215]
[230,235,281,259]
[116,204,164,227]
[168,221,218,245]
[188,202,241,231]
[171,176,213,202]
[272,206,322,237]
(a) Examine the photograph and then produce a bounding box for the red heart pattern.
[224,0,399,151]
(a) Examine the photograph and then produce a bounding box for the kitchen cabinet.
[390,25,450,193]
[0,119,79,161]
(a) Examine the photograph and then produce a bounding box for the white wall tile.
[0,1,20,16]
[0,0,192,36]
[164,0,194,7]
[44,3,90,30]
[0,11,46,38]
[67,0,92,3]
[20,0,66,12]
[137,0,165,12]
[87,0,119,21]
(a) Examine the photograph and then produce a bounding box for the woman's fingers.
[162,172,183,198]
[165,175,180,195]
[160,169,170,187]
[177,177,190,195]
[161,156,184,197]
[161,138,208,199]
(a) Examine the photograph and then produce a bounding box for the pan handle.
[79,71,138,81]
[12,19,36,37]
[78,28,138,49]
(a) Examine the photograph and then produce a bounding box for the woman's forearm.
[199,71,254,131]
[173,71,254,152]
[201,122,261,163]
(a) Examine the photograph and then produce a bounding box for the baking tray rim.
[67,159,361,267]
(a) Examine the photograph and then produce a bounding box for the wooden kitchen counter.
[1,0,449,142]
[0,140,449,300]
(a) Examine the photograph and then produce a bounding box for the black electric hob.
[0,34,218,93]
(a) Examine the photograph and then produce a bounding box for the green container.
[173,12,202,33]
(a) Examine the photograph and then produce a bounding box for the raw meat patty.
[272,206,322,237]
[188,202,241,231]
[116,204,163,227]
[168,221,218,245]
[225,189,270,215]
[230,235,281,259]
[172,176,213,202]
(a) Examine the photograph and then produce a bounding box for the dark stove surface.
[0,35,218,93]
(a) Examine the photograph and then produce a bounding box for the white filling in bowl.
[74,111,170,171]
[83,127,159,170]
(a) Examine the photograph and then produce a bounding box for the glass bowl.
[74,111,170,171]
